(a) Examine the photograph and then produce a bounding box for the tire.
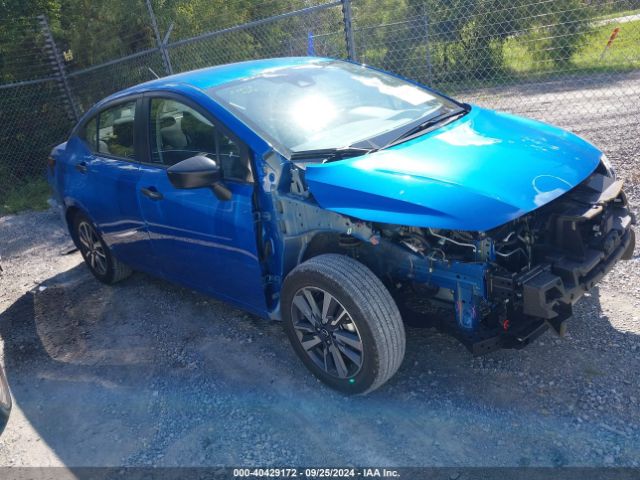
[281,254,405,394]
[72,212,132,284]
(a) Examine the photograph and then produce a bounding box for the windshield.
[208,61,460,154]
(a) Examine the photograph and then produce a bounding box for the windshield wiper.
[289,146,372,162]
[289,106,470,162]
[382,106,470,149]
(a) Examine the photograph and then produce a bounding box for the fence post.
[422,4,433,84]
[341,0,357,61]
[38,15,80,122]
[145,0,173,75]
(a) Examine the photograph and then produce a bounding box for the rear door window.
[97,101,137,160]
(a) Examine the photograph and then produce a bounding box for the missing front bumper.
[470,172,636,355]
[490,200,635,325]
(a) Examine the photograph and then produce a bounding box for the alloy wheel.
[77,221,108,276]
[290,286,364,379]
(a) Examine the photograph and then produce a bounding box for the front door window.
[149,98,252,182]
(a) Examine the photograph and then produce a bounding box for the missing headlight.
[599,153,616,179]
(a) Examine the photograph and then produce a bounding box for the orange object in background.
[607,27,620,47]
[600,27,621,60]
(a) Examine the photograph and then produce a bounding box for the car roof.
[101,56,334,104]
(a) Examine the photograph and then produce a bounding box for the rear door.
[137,94,267,315]
[67,98,156,272]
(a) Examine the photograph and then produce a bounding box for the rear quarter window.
[79,117,98,152]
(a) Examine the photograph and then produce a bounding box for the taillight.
[47,156,56,173]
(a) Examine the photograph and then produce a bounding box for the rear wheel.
[73,213,132,284]
[282,254,405,394]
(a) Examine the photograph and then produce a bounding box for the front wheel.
[281,254,405,394]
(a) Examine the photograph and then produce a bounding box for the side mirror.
[167,155,221,189]
[166,155,232,201]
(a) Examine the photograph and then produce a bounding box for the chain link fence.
[1,0,639,205]
[352,1,640,123]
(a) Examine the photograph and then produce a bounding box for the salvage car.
[48,57,636,394]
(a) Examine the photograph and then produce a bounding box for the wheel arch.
[65,205,82,246]
[64,204,94,250]
[296,231,393,290]
[300,231,344,263]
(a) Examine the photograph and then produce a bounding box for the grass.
[503,19,640,76]
[0,177,51,216]
[574,19,640,71]
[418,18,640,96]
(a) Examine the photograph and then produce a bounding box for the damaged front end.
[485,168,635,350]
[372,167,635,354]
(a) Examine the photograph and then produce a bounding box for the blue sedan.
[48,57,635,393]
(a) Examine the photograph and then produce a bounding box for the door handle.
[75,162,88,174]
[140,187,163,201]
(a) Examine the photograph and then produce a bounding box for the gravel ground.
[0,73,639,468]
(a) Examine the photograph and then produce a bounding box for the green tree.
[528,0,592,67]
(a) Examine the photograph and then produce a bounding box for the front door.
[137,96,267,315]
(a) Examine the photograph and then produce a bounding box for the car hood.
[304,106,601,231]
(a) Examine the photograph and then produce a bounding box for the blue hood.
[304,107,601,231]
